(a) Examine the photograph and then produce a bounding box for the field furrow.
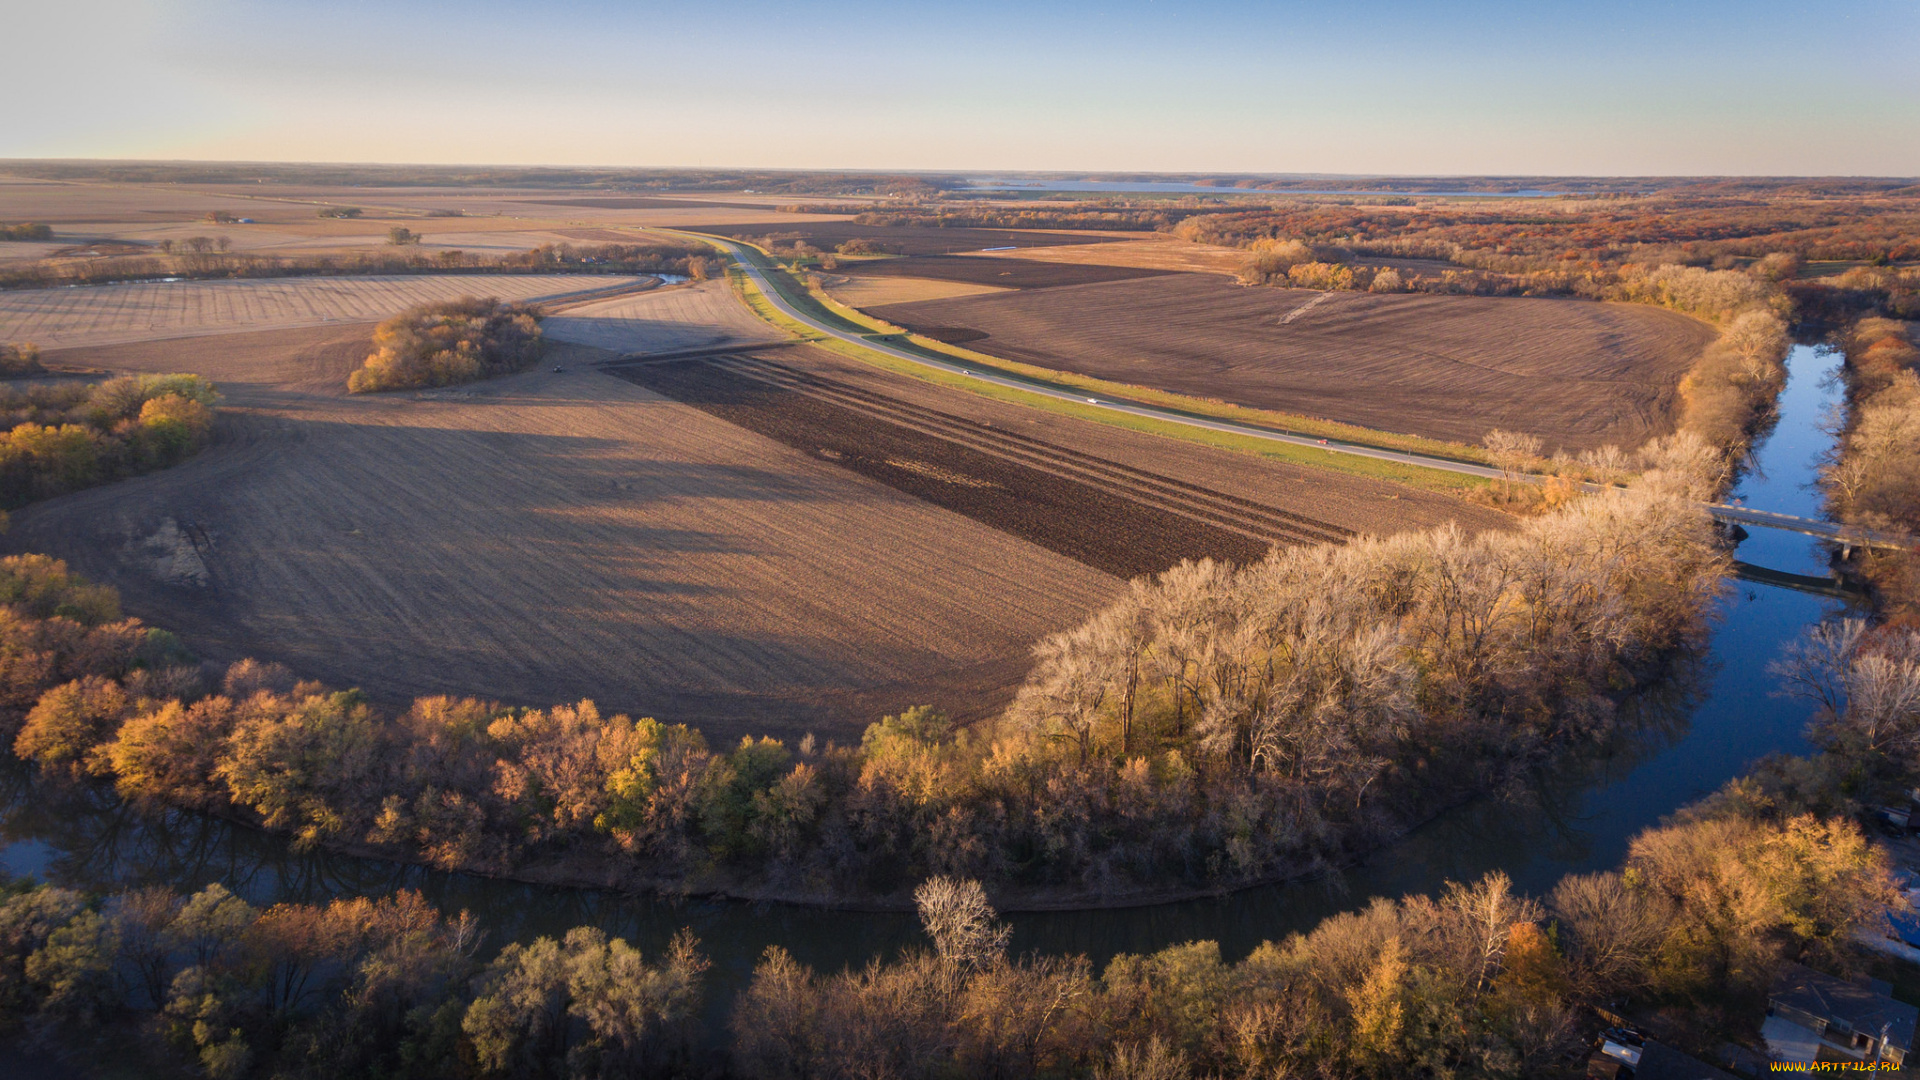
[0,274,643,349]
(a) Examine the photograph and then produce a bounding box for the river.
[0,346,1855,1009]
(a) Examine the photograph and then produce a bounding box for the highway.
[686,233,1909,551]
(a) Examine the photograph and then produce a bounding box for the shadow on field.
[4,380,1108,744]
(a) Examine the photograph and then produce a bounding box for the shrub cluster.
[1,460,1727,905]
[0,223,53,242]
[346,298,544,393]
[0,372,219,509]
[0,343,43,375]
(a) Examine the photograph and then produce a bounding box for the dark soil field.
[686,221,1128,257]
[616,353,1351,579]
[872,272,1718,451]
[829,255,1172,290]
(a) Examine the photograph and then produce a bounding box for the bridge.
[1705,504,1914,555]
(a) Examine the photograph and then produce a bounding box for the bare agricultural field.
[821,274,1010,308]
[872,273,1718,451]
[10,324,1120,744]
[685,221,1130,257]
[543,279,787,354]
[0,274,642,350]
[968,236,1248,276]
[827,255,1171,291]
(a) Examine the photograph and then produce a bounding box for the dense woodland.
[0,372,219,510]
[346,298,546,393]
[2,655,1910,1080]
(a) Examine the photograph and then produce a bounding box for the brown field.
[8,324,1122,743]
[0,274,642,349]
[699,340,1510,539]
[617,352,1348,580]
[870,273,1718,451]
[821,274,1010,308]
[684,221,1129,257]
[825,255,1171,290]
[969,236,1248,275]
[543,279,787,354]
[0,177,841,258]
[0,178,1518,739]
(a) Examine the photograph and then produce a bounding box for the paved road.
[685,232,1908,549]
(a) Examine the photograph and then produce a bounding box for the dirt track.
[871,273,1718,452]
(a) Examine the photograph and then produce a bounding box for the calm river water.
[0,347,1857,1008]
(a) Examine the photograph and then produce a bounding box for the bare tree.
[914,877,1010,973]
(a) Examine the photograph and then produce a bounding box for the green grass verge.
[710,239,1491,495]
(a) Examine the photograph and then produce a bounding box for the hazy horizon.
[8,0,1919,175]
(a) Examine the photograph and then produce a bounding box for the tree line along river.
[0,345,1857,1024]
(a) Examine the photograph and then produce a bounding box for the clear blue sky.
[7,0,1917,174]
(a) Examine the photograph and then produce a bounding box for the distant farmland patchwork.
[870,272,1718,451]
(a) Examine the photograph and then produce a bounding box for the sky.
[5,0,1918,176]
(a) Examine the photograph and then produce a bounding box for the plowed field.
[686,222,1128,257]
[10,325,1120,742]
[543,280,785,354]
[0,274,642,350]
[872,273,1717,451]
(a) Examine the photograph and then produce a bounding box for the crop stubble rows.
[872,273,1718,451]
[0,274,641,350]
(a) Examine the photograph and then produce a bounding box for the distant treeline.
[0,448,1728,907]
[0,223,52,242]
[347,298,544,394]
[0,240,717,291]
[1173,198,1920,322]
[0,373,219,510]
